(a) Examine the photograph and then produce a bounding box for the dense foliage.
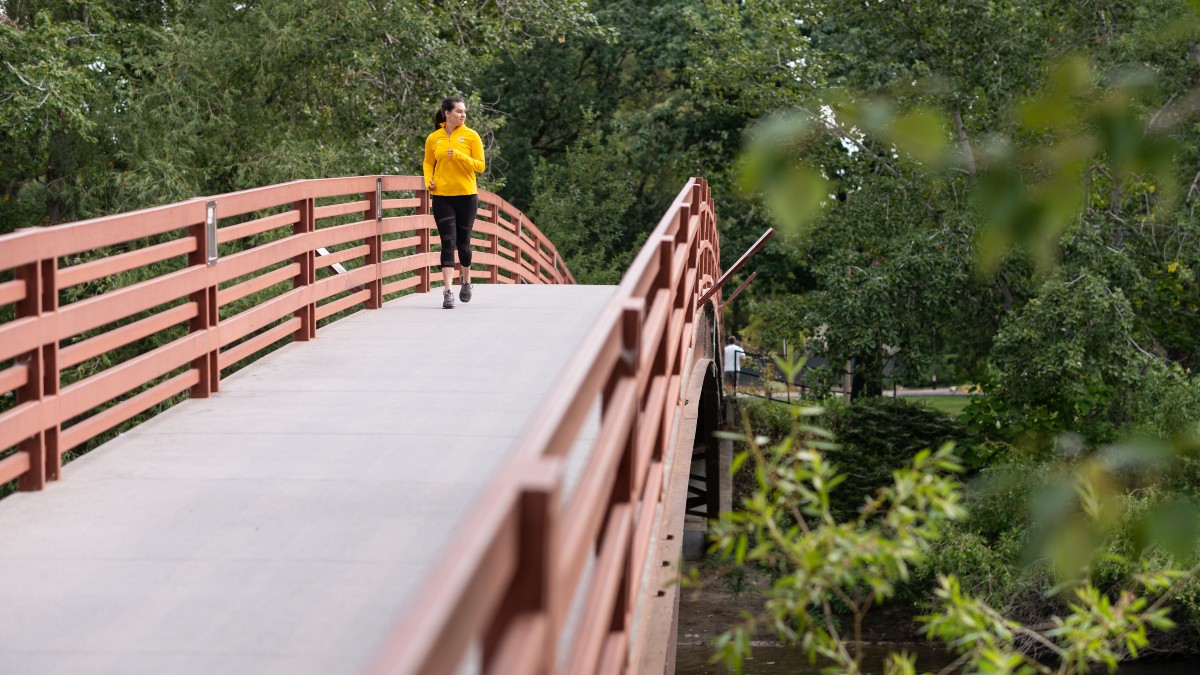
[722,396,1200,672]
[824,397,969,520]
[732,0,1200,439]
[14,1,1195,448]
[1,0,600,230]
[8,0,1200,665]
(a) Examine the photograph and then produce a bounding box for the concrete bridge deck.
[0,284,615,675]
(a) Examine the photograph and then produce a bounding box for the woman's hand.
[445,148,455,159]
[428,181,436,191]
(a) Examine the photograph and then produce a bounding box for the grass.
[907,395,973,416]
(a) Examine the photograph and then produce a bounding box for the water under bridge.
[0,177,766,674]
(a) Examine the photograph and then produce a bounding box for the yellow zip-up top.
[423,123,486,196]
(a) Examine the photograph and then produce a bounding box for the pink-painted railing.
[369,178,721,675]
[0,176,573,491]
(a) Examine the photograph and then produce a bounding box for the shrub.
[823,397,969,521]
[1129,361,1200,439]
[730,396,797,444]
[917,526,1046,615]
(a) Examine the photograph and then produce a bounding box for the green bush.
[728,397,843,508]
[730,396,797,444]
[958,460,1049,540]
[1129,361,1200,439]
[925,454,1200,643]
[916,526,1049,615]
[823,397,969,521]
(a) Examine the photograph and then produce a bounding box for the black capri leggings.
[431,194,478,270]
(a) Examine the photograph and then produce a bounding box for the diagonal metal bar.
[720,270,757,310]
[695,227,774,310]
[316,247,349,275]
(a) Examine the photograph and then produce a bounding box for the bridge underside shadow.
[0,284,614,675]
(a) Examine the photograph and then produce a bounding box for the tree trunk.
[849,352,885,400]
[952,103,976,177]
[44,117,77,225]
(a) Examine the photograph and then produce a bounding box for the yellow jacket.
[423,124,486,196]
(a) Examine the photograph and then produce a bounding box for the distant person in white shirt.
[723,336,746,388]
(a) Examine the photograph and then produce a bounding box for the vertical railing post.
[365,179,384,309]
[417,189,431,293]
[532,238,542,284]
[489,203,500,285]
[671,208,691,405]
[650,237,676,463]
[607,302,644,638]
[188,201,221,398]
[603,302,641,416]
[513,216,524,284]
[15,254,59,490]
[659,236,676,319]
[689,180,702,228]
[708,189,721,321]
[40,257,60,484]
[672,208,689,358]
[483,463,560,674]
[13,259,44,490]
[683,194,699,323]
[292,198,317,341]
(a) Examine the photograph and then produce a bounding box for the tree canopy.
[4,0,1200,445]
[1,0,600,228]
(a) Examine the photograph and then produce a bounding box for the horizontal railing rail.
[370,178,721,675]
[0,176,573,492]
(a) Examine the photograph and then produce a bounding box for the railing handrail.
[0,177,570,277]
[0,175,573,491]
[369,177,721,675]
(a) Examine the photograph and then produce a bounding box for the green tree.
[481,0,796,296]
[1,0,602,232]
[0,1,134,227]
[735,1,1200,415]
[709,403,1196,674]
[798,174,991,396]
[529,114,639,284]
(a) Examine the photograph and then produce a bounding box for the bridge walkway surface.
[0,284,614,675]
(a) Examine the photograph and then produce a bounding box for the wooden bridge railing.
[369,178,721,675]
[0,176,573,492]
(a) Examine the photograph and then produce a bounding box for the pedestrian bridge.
[0,177,752,674]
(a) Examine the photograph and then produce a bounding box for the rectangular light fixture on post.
[205,201,218,266]
[376,177,383,222]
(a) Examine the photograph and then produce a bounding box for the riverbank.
[677,562,922,650]
[675,563,948,675]
[675,562,1200,675]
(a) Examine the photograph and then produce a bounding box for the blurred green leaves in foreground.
[739,53,1194,277]
[706,390,1200,675]
[714,4,1200,673]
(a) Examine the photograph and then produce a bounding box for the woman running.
[423,96,486,309]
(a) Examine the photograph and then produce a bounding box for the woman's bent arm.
[422,135,438,188]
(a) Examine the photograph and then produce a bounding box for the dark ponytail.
[433,96,464,129]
